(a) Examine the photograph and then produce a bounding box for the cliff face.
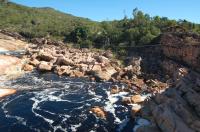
[161,33,200,72]
[135,32,200,132]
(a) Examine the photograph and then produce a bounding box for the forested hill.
[0,2,101,39]
[1,1,200,50]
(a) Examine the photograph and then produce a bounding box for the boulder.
[95,56,110,64]
[132,79,146,89]
[0,55,22,75]
[37,52,54,62]
[131,95,144,104]
[0,88,16,98]
[62,57,75,66]
[131,105,141,118]
[90,106,107,119]
[54,66,71,76]
[70,70,84,78]
[23,64,34,71]
[110,85,119,94]
[92,64,102,71]
[29,59,40,67]
[77,63,88,72]
[37,61,52,71]
[93,66,117,81]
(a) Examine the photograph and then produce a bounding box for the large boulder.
[93,66,117,81]
[22,64,34,71]
[37,61,52,71]
[29,59,40,67]
[95,56,110,64]
[37,52,54,62]
[54,65,71,76]
[0,55,22,75]
[0,88,16,98]
[90,106,107,119]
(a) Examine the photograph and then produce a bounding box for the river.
[0,71,152,132]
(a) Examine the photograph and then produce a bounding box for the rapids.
[0,71,148,132]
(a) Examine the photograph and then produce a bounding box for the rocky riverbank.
[22,38,169,126]
[0,32,27,98]
[1,29,200,131]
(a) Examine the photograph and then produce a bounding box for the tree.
[70,26,89,43]
[0,0,8,4]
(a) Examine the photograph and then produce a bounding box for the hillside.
[0,2,100,40]
[1,1,200,51]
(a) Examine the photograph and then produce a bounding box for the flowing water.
[0,71,151,132]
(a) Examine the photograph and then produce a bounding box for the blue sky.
[11,0,200,23]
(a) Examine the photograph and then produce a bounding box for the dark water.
[0,72,148,132]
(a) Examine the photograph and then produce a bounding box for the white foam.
[70,123,81,131]
[103,91,129,124]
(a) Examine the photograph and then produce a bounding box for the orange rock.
[131,105,141,118]
[132,78,145,88]
[0,88,16,98]
[71,70,84,78]
[131,94,143,103]
[23,64,34,71]
[90,106,107,119]
[110,85,119,94]
[29,59,40,67]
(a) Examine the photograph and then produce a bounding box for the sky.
[11,0,200,23]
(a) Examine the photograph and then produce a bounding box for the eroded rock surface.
[137,71,200,132]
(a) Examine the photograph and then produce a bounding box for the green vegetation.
[1,2,200,51]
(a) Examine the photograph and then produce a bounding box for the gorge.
[0,27,200,132]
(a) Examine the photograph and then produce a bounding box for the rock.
[173,68,188,82]
[161,32,200,72]
[90,106,107,119]
[127,57,142,75]
[37,52,54,62]
[94,67,117,81]
[70,70,84,78]
[77,63,88,72]
[131,95,144,104]
[122,97,132,105]
[136,125,161,132]
[23,64,34,71]
[62,57,75,66]
[0,88,16,98]
[131,105,142,118]
[103,51,113,58]
[0,55,22,75]
[29,59,40,67]
[92,64,102,71]
[95,56,110,64]
[110,85,119,94]
[152,104,194,132]
[139,72,200,132]
[37,61,52,71]
[54,66,71,76]
[132,79,146,89]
